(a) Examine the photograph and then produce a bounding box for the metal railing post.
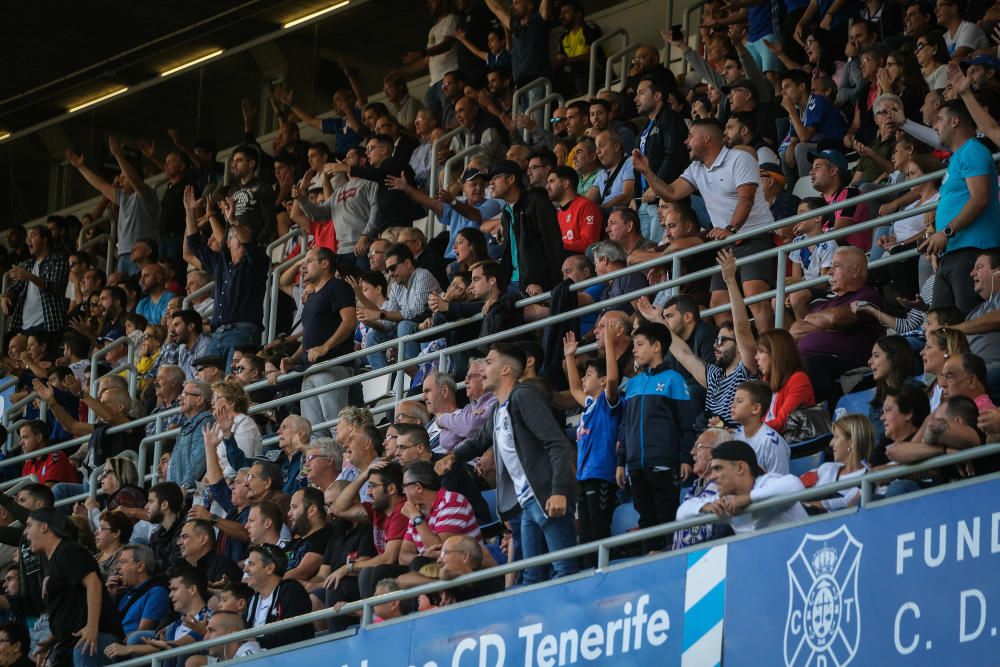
[394,339,406,402]
[522,92,566,142]
[774,248,787,329]
[0,273,9,354]
[604,44,642,92]
[427,127,473,235]
[588,29,629,96]
[181,281,214,310]
[682,1,708,75]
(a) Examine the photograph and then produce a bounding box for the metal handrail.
[262,227,308,343]
[426,127,473,235]
[89,335,138,420]
[682,0,708,75]
[441,145,487,193]
[604,43,641,93]
[0,175,951,474]
[588,28,629,96]
[112,444,1000,667]
[510,76,552,122]
[0,150,973,475]
[522,92,566,142]
[76,232,115,275]
[181,281,215,310]
[76,218,108,247]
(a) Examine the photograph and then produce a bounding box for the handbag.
[782,404,833,443]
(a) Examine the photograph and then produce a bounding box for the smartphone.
[670,24,684,41]
[855,300,871,308]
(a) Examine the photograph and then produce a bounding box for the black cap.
[722,78,758,98]
[487,159,524,180]
[29,507,76,539]
[192,355,225,371]
[462,168,489,182]
[711,440,765,477]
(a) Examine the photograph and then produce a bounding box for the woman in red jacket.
[756,329,815,432]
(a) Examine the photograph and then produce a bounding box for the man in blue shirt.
[115,545,170,641]
[779,69,848,178]
[921,99,1000,314]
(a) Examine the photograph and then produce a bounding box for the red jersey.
[364,500,409,555]
[558,196,604,253]
[22,451,79,485]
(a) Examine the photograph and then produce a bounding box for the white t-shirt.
[945,21,989,56]
[427,14,460,84]
[21,261,44,329]
[893,192,939,242]
[216,413,263,477]
[735,423,791,475]
[252,589,275,629]
[493,402,534,507]
[728,473,808,533]
[788,235,837,281]
[679,147,774,233]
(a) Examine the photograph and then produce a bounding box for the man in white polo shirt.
[633,118,776,331]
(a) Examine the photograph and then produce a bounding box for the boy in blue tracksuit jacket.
[616,322,696,551]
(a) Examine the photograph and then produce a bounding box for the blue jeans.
[70,632,118,667]
[638,202,662,243]
[869,225,894,260]
[210,323,260,371]
[116,254,139,276]
[424,81,444,125]
[364,320,421,369]
[52,482,87,512]
[746,35,781,72]
[520,496,579,585]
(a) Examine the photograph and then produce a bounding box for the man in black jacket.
[438,343,577,584]
[488,160,565,295]
[243,544,314,649]
[0,484,56,620]
[634,75,690,243]
[330,134,419,256]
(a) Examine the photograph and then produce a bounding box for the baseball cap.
[722,78,758,98]
[759,162,785,187]
[807,148,849,176]
[487,159,524,180]
[461,168,489,182]
[192,355,225,372]
[962,55,1000,71]
[711,440,765,477]
[29,507,77,539]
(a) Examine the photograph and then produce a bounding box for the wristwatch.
[725,224,739,233]
[378,310,386,320]
[943,226,955,238]
[411,515,425,527]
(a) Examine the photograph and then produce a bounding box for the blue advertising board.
[724,477,1000,666]
[242,476,999,667]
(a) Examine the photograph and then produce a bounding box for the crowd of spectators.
[1,0,1000,663]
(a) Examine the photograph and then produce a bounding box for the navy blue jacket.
[618,360,696,470]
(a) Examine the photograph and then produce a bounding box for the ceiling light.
[0,132,10,142]
[283,1,350,29]
[68,87,129,113]
[160,49,224,77]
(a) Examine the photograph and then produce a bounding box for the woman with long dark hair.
[877,49,929,122]
[914,31,949,90]
[867,335,915,441]
[756,329,816,432]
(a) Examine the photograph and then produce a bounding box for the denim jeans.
[300,365,351,438]
[519,496,579,585]
[66,632,117,667]
[52,482,88,512]
[638,202,662,243]
[364,320,421,369]
[116,254,139,276]
[210,323,260,371]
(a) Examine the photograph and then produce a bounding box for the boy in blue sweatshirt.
[616,321,696,551]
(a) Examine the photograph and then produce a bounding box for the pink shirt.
[975,394,996,413]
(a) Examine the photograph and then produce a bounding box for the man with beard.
[145,482,186,575]
[159,310,210,380]
[283,487,331,583]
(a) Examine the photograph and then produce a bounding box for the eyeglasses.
[714,336,736,346]
[305,454,330,463]
[401,481,421,489]
[181,391,201,398]
[395,443,420,452]
[232,366,247,373]
[915,42,928,52]
[394,414,419,423]
[386,262,400,274]
[550,117,565,123]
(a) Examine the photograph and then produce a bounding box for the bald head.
[828,246,867,295]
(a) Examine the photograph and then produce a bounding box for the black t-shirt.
[509,13,551,84]
[286,525,333,571]
[45,540,123,643]
[301,277,355,363]
[321,521,376,569]
[197,551,243,586]
[159,176,196,236]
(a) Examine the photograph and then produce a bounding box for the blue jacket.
[167,411,214,489]
[618,361,696,471]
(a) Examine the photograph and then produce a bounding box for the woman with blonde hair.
[921,328,970,412]
[801,414,874,513]
[210,380,262,476]
[79,455,147,531]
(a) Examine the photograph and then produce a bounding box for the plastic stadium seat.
[611,502,639,536]
[835,387,876,419]
[361,375,392,404]
[479,489,504,539]
[790,450,826,477]
[792,175,821,199]
[788,433,831,477]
